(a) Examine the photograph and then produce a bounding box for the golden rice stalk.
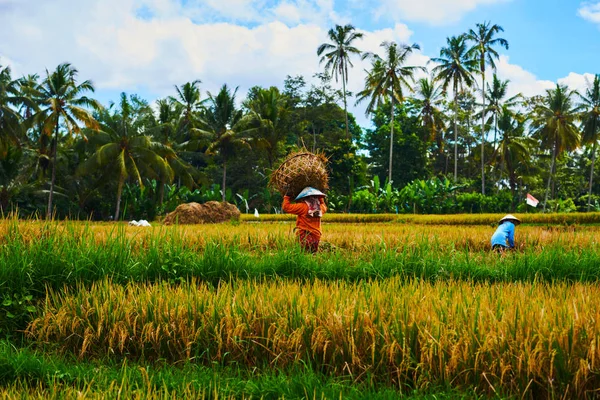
[27,278,600,397]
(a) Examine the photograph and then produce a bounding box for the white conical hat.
[499,214,521,224]
[295,186,326,201]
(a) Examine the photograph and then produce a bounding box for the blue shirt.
[491,221,515,248]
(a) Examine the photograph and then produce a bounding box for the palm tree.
[466,21,509,194]
[17,74,42,140]
[485,74,519,151]
[413,76,446,164]
[357,41,424,183]
[153,98,180,145]
[171,80,203,139]
[317,24,363,140]
[78,94,172,220]
[0,65,31,157]
[578,74,600,211]
[455,89,478,174]
[243,86,289,169]
[531,84,580,211]
[32,63,101,219]
[495,106,531,207]
[200,84,250,202]
[148,98,201,204]
[431,35,477,180]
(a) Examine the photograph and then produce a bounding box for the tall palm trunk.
[389,96,394,184]
[508,161,517,211]
[445,153,449,176]
[342,69,350,140]
[453,87,458,181]
[0,188,8,215]
[434,129,443,176]
[222,158,227,202]
[115,176,125,221]
[493,114,498,151]
[346,175,354,213]
[497,142,505,194]
[466,114,471,178]
[495,116,502,188]
[543,143,557,212]
[588,140,597,212]
[159,181,165,206]
[47,118,60,219]
[480,72,486,195]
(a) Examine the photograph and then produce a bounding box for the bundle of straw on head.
[269,150,329,199]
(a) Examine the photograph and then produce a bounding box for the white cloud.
[0,0,411,127]
[272,2,303,25]
[492,56,595,100]
[494,55,555,98]
[0,0,327,97]
[175,0,343,26]
[343,24,429,123]
[558,72,597,94]
[374,0,510,25]
[0,0,594,130]
[198,0,264,23]
[578,2,600,24]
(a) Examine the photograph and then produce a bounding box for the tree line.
[0,20,599,219]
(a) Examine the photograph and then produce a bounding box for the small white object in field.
[129,220,151,227]
[254,208,260,218]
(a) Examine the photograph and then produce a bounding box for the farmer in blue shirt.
[491,214,521,251]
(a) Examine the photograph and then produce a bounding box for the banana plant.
[235,189,251,213]
[399,177,464,213]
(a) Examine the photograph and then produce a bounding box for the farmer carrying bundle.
[270,151,329,253]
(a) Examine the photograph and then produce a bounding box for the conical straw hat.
[295,186,326,201]
[499,214,521,225]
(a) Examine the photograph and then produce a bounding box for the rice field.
[2,215,600,398]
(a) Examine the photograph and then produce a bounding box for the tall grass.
[3,219,600,339]
[1,220,600,300]
[242,212,600,225]
[0,341,478,399]
[27,279,600,398]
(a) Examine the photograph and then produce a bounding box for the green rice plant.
[2,218,600,337]
[2,219,600,301]
[26,279,600,398]
[0,288,36,337]
[0,340,481,399]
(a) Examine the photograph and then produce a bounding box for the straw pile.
[163,201,240,225]
[269,150,329,199]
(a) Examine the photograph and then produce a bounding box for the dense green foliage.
[1,22,599,219]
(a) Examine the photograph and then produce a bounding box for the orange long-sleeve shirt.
[282,196,327,237]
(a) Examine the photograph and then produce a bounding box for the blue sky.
[1,0,598,127]
[351,0,599,81]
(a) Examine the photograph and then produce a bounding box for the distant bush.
[454,191,513,213]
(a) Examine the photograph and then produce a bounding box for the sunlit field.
[3,216,600,399]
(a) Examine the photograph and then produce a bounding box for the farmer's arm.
[319,197,327,214]
[507,223,515,248]
[282,196,307,215]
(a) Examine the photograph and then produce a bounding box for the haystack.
[269,150,329,199]
[163,201,240,225]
